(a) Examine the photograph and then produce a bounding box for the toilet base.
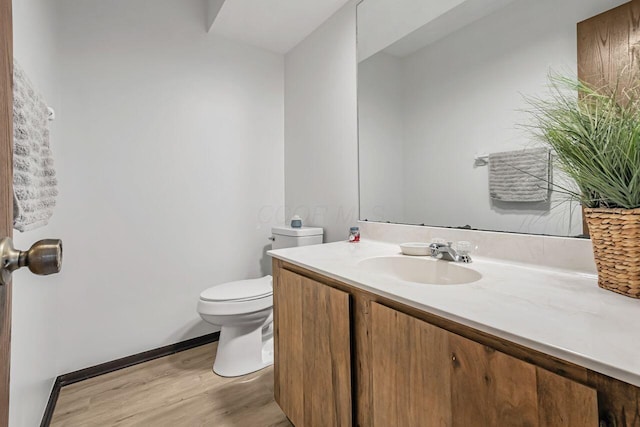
[213,321,274,377]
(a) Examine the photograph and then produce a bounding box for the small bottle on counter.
[348,226,360,243]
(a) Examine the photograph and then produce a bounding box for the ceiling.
[356,0,519,62]
[210,0,352,54]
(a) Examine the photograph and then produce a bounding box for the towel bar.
[474,154,489,166]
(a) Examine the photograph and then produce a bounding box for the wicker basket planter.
[584,208,640,298]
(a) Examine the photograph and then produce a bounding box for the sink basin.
[357,256,482,285]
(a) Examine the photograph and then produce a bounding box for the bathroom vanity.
[270,240,640,427]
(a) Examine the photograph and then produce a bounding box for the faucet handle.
[429,239,444,258]
[454,241,475,263]
[454,241,474,255]
[431,238,454,249]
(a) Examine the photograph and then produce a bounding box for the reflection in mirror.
[357,0,627,237]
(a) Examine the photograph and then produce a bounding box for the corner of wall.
[283,1,359,243]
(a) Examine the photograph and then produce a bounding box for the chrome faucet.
[429,241,472,263]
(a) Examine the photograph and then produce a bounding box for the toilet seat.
[199,276,272,302]
[198,276,273,316]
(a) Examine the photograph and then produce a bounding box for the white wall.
[51,0,284,375]
[358,52,404,223]
[10,0,60,424]
[284,1,359,243]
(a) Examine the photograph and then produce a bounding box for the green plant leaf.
[523,74,640,209]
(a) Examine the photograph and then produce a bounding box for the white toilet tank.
[271,226,323,250]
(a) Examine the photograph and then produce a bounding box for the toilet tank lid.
[200,276,273,302]
[271,225,323,237]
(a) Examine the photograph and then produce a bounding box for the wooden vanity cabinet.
[371,302,598,427]
[273,267,352,427]
[273,260,639,427]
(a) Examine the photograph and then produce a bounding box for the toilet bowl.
[197,225,323,377]
[197,276,274,377]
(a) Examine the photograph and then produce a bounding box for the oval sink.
[358,256,482,285]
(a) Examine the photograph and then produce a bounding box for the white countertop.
[268,240,640,387]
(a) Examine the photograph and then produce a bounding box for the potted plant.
[526,76,640,298]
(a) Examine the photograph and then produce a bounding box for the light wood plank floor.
[50,342,292,427]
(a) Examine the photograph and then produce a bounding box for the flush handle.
[0,237,63,285]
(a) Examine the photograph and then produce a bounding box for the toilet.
[197,225,323,377]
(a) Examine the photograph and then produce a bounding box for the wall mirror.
[357,0,628,237]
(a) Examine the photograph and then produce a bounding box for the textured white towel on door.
[12,60,58,232]
[488,148,550,202]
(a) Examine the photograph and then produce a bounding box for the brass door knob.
[0,237,63,285]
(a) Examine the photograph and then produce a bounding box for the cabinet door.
[371,302,599,427]
[371,301,452,426]
[274,269,352,427]
[273,268,304,425]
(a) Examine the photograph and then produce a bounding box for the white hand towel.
[12,60,58,231]
[489,148,550,202]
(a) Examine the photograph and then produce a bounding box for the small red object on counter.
[348,226,360,242]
